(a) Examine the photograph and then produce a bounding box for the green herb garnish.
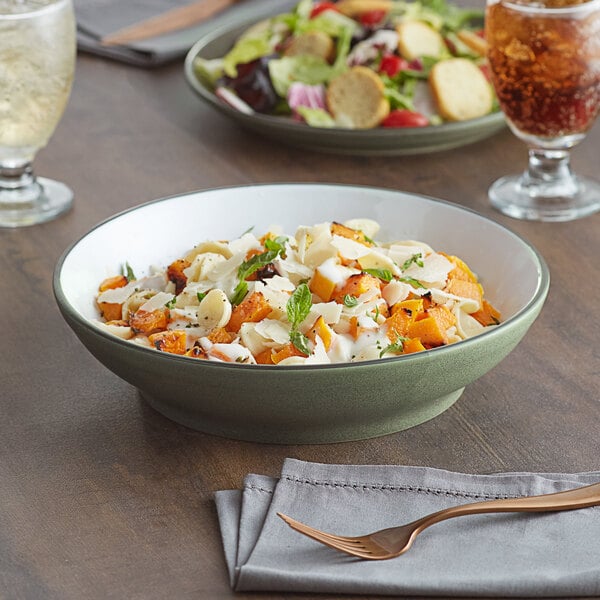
[264,236,288,254]
[286,282,313,356]
[399,276,426,289]
[197,292,207,303]
[165,297,176,309]
[287,283,312,330]
[379,336,409,358]
[231,239,287,305]
[363,268,393,282]
[290,330,311,356]
[122,262,136,282]
[231,280,249,306]
[238,249,280,281]
[343,294,358,307]
[401,253,424,270]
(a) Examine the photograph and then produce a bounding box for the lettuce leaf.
[296,107,336,128]
[269,55,336,97]
[194,57,224,87]
[222,36,271,77]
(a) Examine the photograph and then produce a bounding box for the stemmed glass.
[0,0,76,228]
[485,0,600,221]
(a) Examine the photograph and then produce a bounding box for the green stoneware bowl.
[183,19,506,157]
[53,184,549,444]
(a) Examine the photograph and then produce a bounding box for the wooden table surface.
[1,51,599,600]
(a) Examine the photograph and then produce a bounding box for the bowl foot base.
[139,387,464,444]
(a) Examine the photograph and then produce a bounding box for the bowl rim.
[53,182,550,372]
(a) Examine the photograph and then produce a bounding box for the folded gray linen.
[215,458,600,596]
[74,0,292,67]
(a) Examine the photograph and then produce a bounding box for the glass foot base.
[0,177,73,228]
[489,174,600,222]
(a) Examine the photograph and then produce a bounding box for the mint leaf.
[264,236,288,254]
[363,268,393,282]
[122,262,136,282]
[238,249,281,281]
[286,283,312,330]
[290,330,311,356]
[399,276,426,289]
[231,281,248,306]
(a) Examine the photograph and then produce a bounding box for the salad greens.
[193,0,494,129]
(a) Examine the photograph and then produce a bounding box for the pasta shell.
[196,289,232,335]
[185,241,232,262]
[343,218,380,239]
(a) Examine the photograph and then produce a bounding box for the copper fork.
[278,481,600,560]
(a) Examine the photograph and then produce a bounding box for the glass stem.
[0,161,43,205]
[521,148,579,198]
[0,161,36,190]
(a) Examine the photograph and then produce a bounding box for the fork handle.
[415,481,600,532]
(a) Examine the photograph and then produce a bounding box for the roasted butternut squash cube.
[207,327,236,344]
[254,348,275,365]
[310,269,337,302]
[307,315,333,351]
[471,299,501,326]
[442,253,478,283]
[332,273,381,303]
[98,301,124,322]
[99,275,128,292]
[392,298,424,317]
[402,338,427,354]
[130,308,169,335]
[330,221,372,246]
[271,343,305,364]
[148,330,187,355]
[226,291,272,333]
[408,316,447,346]
[185,345,207,359]
[167,258,191,294]
[446,278,483,308]
[427,305,457,332]
[385,308,412,341]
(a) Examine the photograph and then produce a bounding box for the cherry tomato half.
[479,63,492,82]
[310,2,340,18]
[359,9,387,25]
[378,54,410,78]
[381,110,429,128]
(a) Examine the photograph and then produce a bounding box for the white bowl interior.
[59,185,543,324]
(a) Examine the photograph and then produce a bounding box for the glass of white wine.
[0,0,75,228]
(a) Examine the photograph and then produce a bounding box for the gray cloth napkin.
[215,459,600,596]
[74,0,291,67]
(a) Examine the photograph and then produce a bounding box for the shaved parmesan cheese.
[228,232,261,256]
[139,291,174,313]
[316,257,357,286]
[382,280,413,306]
[331,235,370,260]
[184,253,226,282]
[357,248,401,276]
[403,253,453,283]
[430,288,480,313]
[343,218,380,238]
[254,319,291,345]
[387,242,434,265]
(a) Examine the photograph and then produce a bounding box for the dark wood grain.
[0,52,599,600]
